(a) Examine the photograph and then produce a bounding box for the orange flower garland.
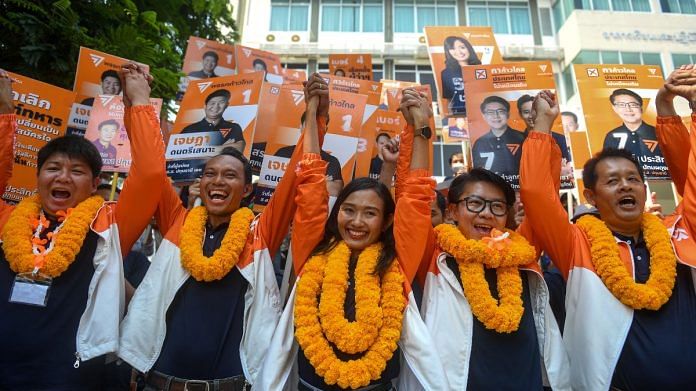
[179,206,254,281]
[576,213,676,310]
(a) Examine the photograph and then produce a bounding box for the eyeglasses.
[455,196,509,217]
[613,102,641,110]
[483,109,508,117]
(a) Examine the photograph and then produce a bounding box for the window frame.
[466,1,533,36]
[270,0,311,32]
[319,0,384,33]
[392,0,458,34]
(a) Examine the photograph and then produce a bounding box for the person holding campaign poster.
[181,89,245,151]
[521,88,696,390]
[119,74,330,389]
[257,82,448,391]
[0,65,165,389]
[80,70,121,106]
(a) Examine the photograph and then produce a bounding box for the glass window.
[641,53,662,67]
[681,0,696,13]
[593,0,611,9]
[394,0,457,33]
[631,0,651,11]
[320,0,383,32]
[322,5,341,31]
[509,7,531,34]
[271,5,290,31]
[468,7,489,25]
[552,1,564,32]
[467,2,532,35]
[539,8,554,36]
[621,51,641,64]
[363,4,383,32]
[611,0,631,10]
[672,54,693,67]
[417,6,436,31]
[562,66,576,101]
[394,6,415,32]
[271,0,310,31]
[575,50,600,64]
[601,51,620,64]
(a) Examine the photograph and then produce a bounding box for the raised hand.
[120,62,152,107]
[645,191,664,219]
[303,73,329,118]
[0,70,13,115]
[663,65,696,102]
[531,90,559,133]
[400,88,431,128]
[382,137,400,164]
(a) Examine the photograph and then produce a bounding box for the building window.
[320,0,383,32]
[394,0,457,33]
[270,0,310,31]
[661,0,696,13]
[552,0,651,30]
[394,65,437,101]
[468,1,532,35]
[539,7,555,36]
[673,53,696,67]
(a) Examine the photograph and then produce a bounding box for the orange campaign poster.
[444,117,470,141]
[68,47,149,136]
[379,79,419,108]
[328,54,373,80]
[178,36,236,100]
[165,72,264,182]
[4,72,75,203]
[424,26,503,119]
[250,83,305,175]
[463,61,573,190]
[235,44,284,85]
[281,68,307,85]
[574,64,668,180]
[84,95,162,173]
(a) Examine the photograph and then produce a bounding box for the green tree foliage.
[0,0,237,110]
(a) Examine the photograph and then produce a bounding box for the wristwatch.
[415,126,432,140]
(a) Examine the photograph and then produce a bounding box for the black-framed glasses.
[455,195,509,217]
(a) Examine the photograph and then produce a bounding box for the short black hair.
[480,95,510,113]
[375,132,390,142]
[37,136,103,178]
[98,119,120,130]
[101,70,119,81]
[516,94,534,114]
[561,111,578,123]
[252,59,267,70]
[448,152,464,165]
[609,89,643,106]
[447,168,515,207]
[211,146,253,185]
[582,148,644,190]
[202,51,219,62]
[435,191,446,216]
[205,89,231,105]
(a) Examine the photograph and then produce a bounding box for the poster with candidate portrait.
[424,26,503,119]
[281,68,307,85]
[329,54,373,81]
[178,36,237,100]
[84,95,162,173]
[463,61,573,190]
[68,47,149,137]
[364,111,403,180]
[574,64,668,180]
[235,45,284,85]
[165,72,263,182]
[4,72,75,203]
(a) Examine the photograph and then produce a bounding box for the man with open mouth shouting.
[0,65,164,389]
[521,88,696,391]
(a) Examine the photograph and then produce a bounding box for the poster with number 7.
[165,72,264,182]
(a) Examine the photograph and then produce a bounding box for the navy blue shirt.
[369,156,383,180]
[298,257,400,389]
[153,221,249,379]
[440,66,466,116]
[611,233,696,390]
[471,127,525,185]
[446,257,543,391]
[0,219,103,390]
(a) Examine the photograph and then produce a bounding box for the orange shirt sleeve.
[656,116,690,196]
[680,114,696,234]
[0,114,16,230]
[395,168,436,285]
[394,124,414,202]
[519,131,576,279]
[116,105,167,256]
[290,154,329,274]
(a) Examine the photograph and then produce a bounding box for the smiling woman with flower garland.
[256,85,447,390]
[396,88,570,391]
[0,66,165,389]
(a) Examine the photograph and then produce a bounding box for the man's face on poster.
[98,123,118,144]
[612,94,643,124]
[562,114,579,132]
[205,96,229,120]
[202,55,218,74]
[102,76,121,95]
[254,62,267,72]
[455,117,466,129]
[482,102,509,130]
[375,135,390,159]
[519,101,534,129]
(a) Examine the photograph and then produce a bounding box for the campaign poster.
[364,111,403,180]
[574,64,668,180]
[250,83,305,175]
[281,68,307,85]
[178,36,236,100]
[444,116,469,141]
[424,26,503,118]
[84,95,162,173]
[165,72,263,182]
[4,72,75,202]
[328,54,373,81]
[69,47,149,136]
[379,79,419,108]
[235,45,284,85]
[463,61,573,190]
[256,90,367,210]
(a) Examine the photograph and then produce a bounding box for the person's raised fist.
[531,90,559,133]
[0,70,13,115]
[303,73,329,118]
[120,62,151,107]
[382,137,400,164]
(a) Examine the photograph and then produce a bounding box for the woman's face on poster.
[449,39,471,63]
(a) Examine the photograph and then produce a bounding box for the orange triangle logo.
[507,144,520,155]
[643,139,658,153]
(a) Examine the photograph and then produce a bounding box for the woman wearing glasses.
[397,89,570,390]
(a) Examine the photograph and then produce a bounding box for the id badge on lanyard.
[9,272,52,307]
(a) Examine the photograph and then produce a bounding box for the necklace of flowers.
[576,213,676,310]
[434,224,537,333]
[294,241,405,389]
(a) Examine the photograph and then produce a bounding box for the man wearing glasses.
[603,88,662,160]
[472,95,525,184]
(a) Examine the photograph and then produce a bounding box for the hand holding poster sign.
[84,95,162,173]
[463,61,573,189]
[235,45,283,85]
[424,26,503,118]
[166,72,263,182]
[4,72,75,202]
[328,54,373,81]
[574,64,669,180]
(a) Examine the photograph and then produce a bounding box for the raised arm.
[116,64,168,256]
[519,91,576,278]
[378,137,399,188]
[0,71,16,227]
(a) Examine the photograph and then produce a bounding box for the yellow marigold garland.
[576,213,676,310]
[319,241,382,354]
[434,224,537,333]
[179,206,254,282]
[2,194,104,278]
[294,243,405,389]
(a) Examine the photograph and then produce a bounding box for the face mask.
[451,162,465,172]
